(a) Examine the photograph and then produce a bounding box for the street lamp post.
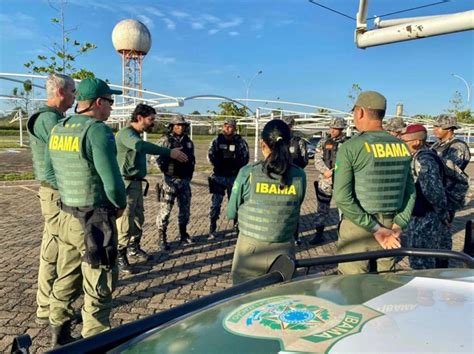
[237,70,263,110]
[451,73,472,110]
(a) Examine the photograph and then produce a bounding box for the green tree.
[216,102,247,118]
[447,90,463,114]
[189,110,201,115]
[456,110,473,124]
[23,0,96,80]
[11,80,34,115]
[347,83,362,108]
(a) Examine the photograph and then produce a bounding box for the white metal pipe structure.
[452,73,472,109]
[254,108,261,162]
[356,10,474,48]
[18,110,24,147]
[374,15,445,28]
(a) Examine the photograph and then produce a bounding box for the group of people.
[28,73,470,348]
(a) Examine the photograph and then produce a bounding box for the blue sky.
[0,0,473,115]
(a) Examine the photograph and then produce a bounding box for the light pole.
[237,70,263,110]
[451,73,472,110]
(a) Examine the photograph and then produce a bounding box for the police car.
[13,245,471,354]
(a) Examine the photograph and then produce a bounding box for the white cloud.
[163,18,176,30]
[0,13,36,40]
[151,55,176,65]
[251,19,265,31]
[144,6,165,17]
[137,15,154,30]
[208,29,219,35]
[191,22,205,30]
[228,31,239,36]
[201,14,220,24]
[218,17,243,29]
[171,10,190,19]
[277,19,294,26]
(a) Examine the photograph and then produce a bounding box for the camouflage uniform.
[404,146,450,269]
[383,117,406,136]
[313,118,348,229]
[155,121,195,248]
[431,114,471,252]
[208,119,249,237]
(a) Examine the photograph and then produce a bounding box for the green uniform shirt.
[28,106,63,185]
[226,162,307,221]
[45,115,127,209]
[333,130,415,231]
[116,126,170,179]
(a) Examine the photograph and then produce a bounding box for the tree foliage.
[209,102,247,119]
[347,83,362,108]
[23,0,96,80]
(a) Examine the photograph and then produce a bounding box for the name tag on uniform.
[187,142,192,149]
[229,144,235,152]
[289,147,295,153]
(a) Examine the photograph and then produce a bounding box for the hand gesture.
[170,147,188,163]
[374,227,401,250]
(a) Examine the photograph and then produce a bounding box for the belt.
[40,181,57,190]
[123,176,149,196]
[61,203,115,215]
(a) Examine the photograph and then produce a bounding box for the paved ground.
[0,155,472,352]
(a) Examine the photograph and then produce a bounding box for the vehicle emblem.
[224,295,382,353]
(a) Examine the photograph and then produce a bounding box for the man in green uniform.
[27,74,76,324]
[333,91,416,275]
[115,104,188,274]
[47,78,126,346]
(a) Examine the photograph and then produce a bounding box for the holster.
[314,180,332,203]
[208,176,226,195]
[65,206,117,268]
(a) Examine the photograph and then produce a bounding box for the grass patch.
[0,142,29,148]
[0,171,35,181]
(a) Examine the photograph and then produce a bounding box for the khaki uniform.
[117,180,145,249]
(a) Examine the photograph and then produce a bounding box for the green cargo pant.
[337,215,395,275]
[231,233,295,285]
[117,181,144,250]
[36,186,61,319]
[49,210,118,337]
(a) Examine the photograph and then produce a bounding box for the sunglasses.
[99,97,114,105]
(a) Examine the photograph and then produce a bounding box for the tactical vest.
[289,137,304,168]
[433,138,471,171]
[411,150,443,217]
[238,163,303,243]
[323,136,348,169]
[162,134,194,179]
[353,134,412,213]
[48,116,108,207]
[213,134,242,177]
[27,106,61,181]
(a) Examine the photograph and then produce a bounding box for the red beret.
[404,124,426,134]
[401,124,427,141]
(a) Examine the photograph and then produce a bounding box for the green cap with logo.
[76,78,122,101]
[353,91,387,111]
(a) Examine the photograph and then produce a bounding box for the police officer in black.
[208,118,249,238]
[312,117,349,244]
[156,115,196,250]
[283,116,309,169]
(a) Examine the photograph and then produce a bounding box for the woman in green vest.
[227,119,307,284]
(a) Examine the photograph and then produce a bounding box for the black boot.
[309,226,325,245]
[158,229,170,251]
[50,321,80,349]
[209,218,218,239]
[127,239,152,261]
[179,224,194,244]
[117,249,134,274]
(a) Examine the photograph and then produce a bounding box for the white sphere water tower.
[112,19,152,100]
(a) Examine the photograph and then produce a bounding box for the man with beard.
[115,104,188,273]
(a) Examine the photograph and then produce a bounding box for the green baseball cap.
[353,91,387,111]
[76,78,122,101]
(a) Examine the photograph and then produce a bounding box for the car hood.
[113,269,474,354]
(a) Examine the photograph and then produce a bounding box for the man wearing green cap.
[27,74,76,325]
[333,91,416,275]
[115,104,188,274]
[46,77,126,346]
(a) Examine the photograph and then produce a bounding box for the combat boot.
[309,226,325,245]
[50,320,80,349]
[158,229,170,251]
[209,218,218,239]
[127,239,152,261]
[117,248,134,274]
[179,224,194,244]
